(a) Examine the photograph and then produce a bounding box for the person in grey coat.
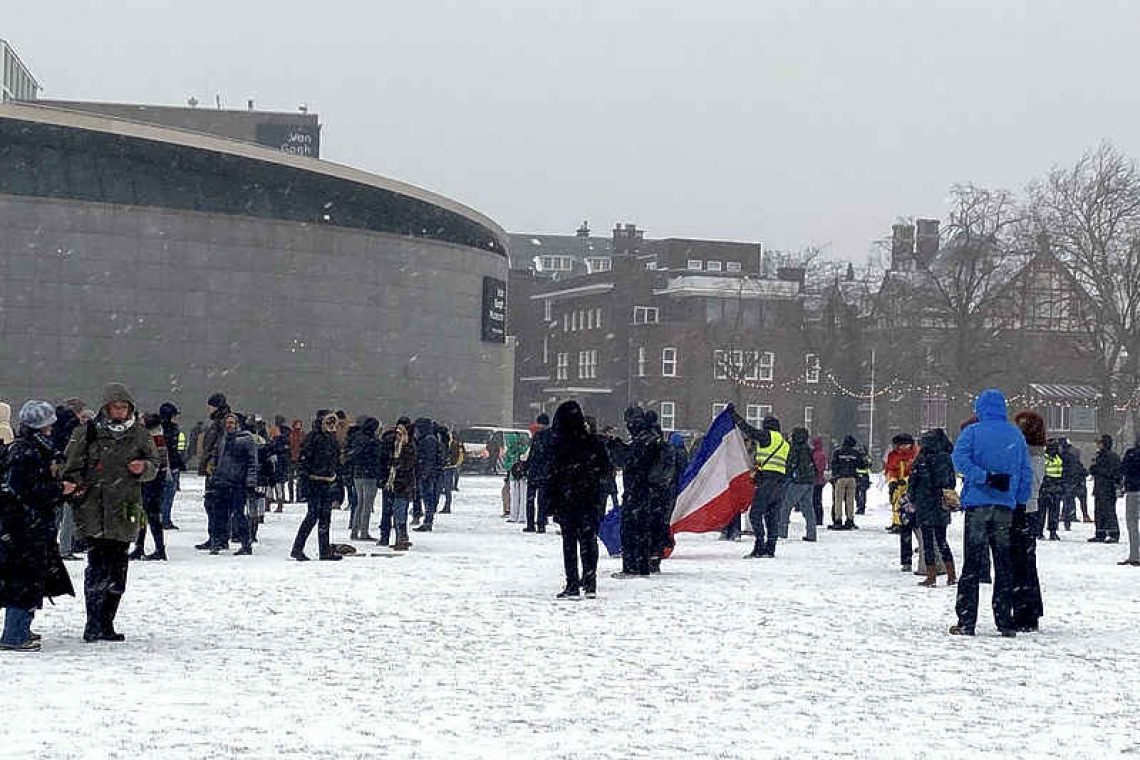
[207,412,258,555]
[780,427,819,541]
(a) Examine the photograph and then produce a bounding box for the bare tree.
[1031,141,1140,433]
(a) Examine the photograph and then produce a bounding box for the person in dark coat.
[1011,410,1046,631]
[830,435,866,530]
[291,412,342,561]
[157,403,185,530]
[208,412,259,555]
[810,436,828,527]
[907,429,957,587]
[614,406,669,577]
[49,405,82,559]
[377,417,417,550]
[780,427,819,541]
[1,401,75,651]
[1059,439,1090,527]
[644,412,676,573]
[196,393,232,551]
[1119,434,1140,566]
[1088,434,1123,543]
[523,414,553,533]
[348,417,382,541]
[601,426,626,512]
[545,401,611,599]
[412,418,444,532]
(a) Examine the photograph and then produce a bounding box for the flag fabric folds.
[669,409,755,537]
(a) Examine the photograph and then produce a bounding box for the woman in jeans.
[907,429,957,587]
[348,417,381,541]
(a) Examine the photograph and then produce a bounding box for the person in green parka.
[62,383,158,643]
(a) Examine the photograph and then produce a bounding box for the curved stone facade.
[0,105,513,424]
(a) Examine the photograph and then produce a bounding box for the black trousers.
[85,538,129,638]
[135,479,166,554]
[621,503,652,575]
[920,523,953,566]
[561,522,599,592]
[1040,490,1061,534]
[1011,507,1043,628]
[293,483,334,557]
[955,506,1015,632]
[856,478,869,514]
[812,484,825,526]
[525,485,547,530]
[749,476,785,555]
[1094,492,1120,540]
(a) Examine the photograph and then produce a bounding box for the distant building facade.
[1,38,39,102]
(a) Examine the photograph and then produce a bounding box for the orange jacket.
[885,447,917,482]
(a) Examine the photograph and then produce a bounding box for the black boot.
[100,593,126,642]
[83,576,104,643]
[413,521,433,532]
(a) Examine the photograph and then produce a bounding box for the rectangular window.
[633,306,659,324]
[595,308,604,329]
[579,310,586,330]
[586,309,595,330]
[921,396,948,430]
[659,402,676,432]
[726,261,742,273]
[540,256,573,272]
[578,351,587,378]
[637,346,647,377]
[542,337,549,365]
[687,259,703,271]
[562,312,568,332]
[577,350,598,379]
[713,402,729,419]
[556,353,569,381]
[590,350,598,379]
[743,350,760,381]
[586,257,612,273]
[746,404,764,429]
[543,300,553,322]
[1071,405,1096,433]
[1047,405,1071,432]
[805,353,820,384]
[661,347,677,377]
[758,351,775,382]
[706,260,723,272]
[646,261,658,270]
[804,406,814,431]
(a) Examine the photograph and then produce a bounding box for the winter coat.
[669,432,691,493]
[413,419,444,482]
[288,424,305,463]
[545,401,611,528]
[830,436,865,480]
[951,390,1034,510]
[270,427,292,484]
[885,446,916,483]
[0,429,75,609]
[1060,444,1087,490]
[787,428,817,485]
[51,407,80,456]
[622,422,670,516]
[209,429,258,490]
[525,427,554,487]
[379,425,417,498]
[197,405,231,476]
[908,429,956,528]
[62,384,160,544]
[299,429,340,482]
[0,401,13,445]
[1089,438,1122,497]
[1121,442,1140,493]
[810,437,828,485]
[501,432,529,477]
[347,418,382,480]
[160,419,185,474]
[447,436,465,469]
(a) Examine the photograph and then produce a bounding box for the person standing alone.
[1088,435,1123,544]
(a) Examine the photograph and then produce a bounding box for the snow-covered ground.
[5,475,1139,759]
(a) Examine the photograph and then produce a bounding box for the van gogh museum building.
[0,99,513,424]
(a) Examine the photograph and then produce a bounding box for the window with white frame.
[543,300,553,322]
[579,310,586,330]
[633,306,659,324]
[585,257,612,273]
[805,353,820,383]
[804,406,814,431]
[726,261,742,273]
[586,350,598,379]
[746,404,767,429]
[586,309,595,330]
[662,347,677,377]
[687,259,703,271]
[556,352,569,380]
[1046,405,1070,432]
[637,346,647,377]
[758,351,775,382]
[539,256,573,272]
[743,351,761,381]
[1071,405,1096,432]
[706,260,723,272]
[659,401,676,431]
[713,349,744,380]
[713,402,729,419]
[542,337,549,365]
[562,312,568,332]
[646,261,658,270]
[595,307,604,329]
[578,351,587,379]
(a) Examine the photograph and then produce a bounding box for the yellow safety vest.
[177,431,188,453]
[754,431,789,474]
[1045,454,1063,479]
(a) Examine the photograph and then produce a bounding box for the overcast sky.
[8,1,1140,259]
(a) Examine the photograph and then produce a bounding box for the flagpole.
[868,348,876,457]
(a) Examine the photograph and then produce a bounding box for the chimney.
[891,223,916,271]
[915,218,940,263]
[612,222,643,255]
[845,262,855,281]
[576,220,590,238]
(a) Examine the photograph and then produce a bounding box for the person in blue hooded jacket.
[949,389,1034,637]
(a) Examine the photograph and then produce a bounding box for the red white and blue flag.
[670,408,755,537]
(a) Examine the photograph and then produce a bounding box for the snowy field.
[4,475,1139,759]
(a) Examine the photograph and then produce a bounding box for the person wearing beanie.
[196,393,233,551]
[62,383,159,643]
[885,433,917,535]
[1088,434,1123,543]
[730,410,788,558]
[347,417,382,541]
[1119,434,1140,566]
[292,412,343,561]
[157,402,185,531]
[524,412,554,533]
[0,401,75,651]
[1011,411,1046,631]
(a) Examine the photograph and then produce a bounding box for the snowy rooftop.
[654,274,801,299]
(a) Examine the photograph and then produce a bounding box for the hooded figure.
[61,382,159,643]
[949,389,1033,637]
[907,429,958,586]
[1088,433,1123,542]
[412,418,444,530]
[616,406,668,575]
[545,401,611,598]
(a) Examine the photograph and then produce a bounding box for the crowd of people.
[2,383,1139,651]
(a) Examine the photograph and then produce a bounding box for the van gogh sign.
[255,123,321,158]
[482,276,507,343]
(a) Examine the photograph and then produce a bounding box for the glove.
[985,472,1011,492]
